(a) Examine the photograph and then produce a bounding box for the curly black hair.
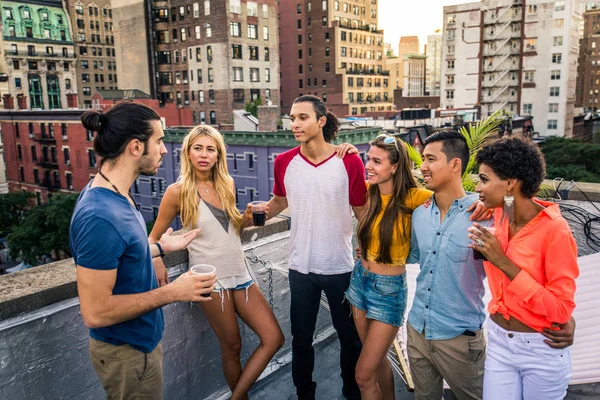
[476,137,546,198]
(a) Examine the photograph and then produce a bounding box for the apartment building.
[65,0,118,108]
[576,7,600,110]
[1,0,78,110]
[441,0,584,137]
[425,34,442,96]
[111,0,280,125]
[280,0,394,116]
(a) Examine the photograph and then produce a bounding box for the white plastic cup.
[190,264,216,297]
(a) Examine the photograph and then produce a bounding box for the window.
[549,103,559,113]
[325,47,330,57]
[527,4,537,14]
[230,0,241,13]
[523,104,532,114]
[322,0,327,10]
[322,16,327,26]
[233,89,244,102]
[553,19,564,28]
[447,30,455,40]
[64,148,70,165]
[250,89,260,101]
[230,21,241,37]
[232,44,242,59]
[525,39,536,51]
[83,87,91,95]
[247,2,257,16]
[554,1,565,11]
[250,68,259,82]
[552,53,562,64]
[208,90,214,104]
[181,28,186,42]
[524,71,535,82]
[553,36,563,46]
[193,2,200,17]
[265,68,270,82]
[207,46,212,63]
[210,111,216,125]
[299,79,303,89]
[447,60,455,69]
[298,34,302,45]
[446,90,454,99]
[88,149,97,167]
[233,67,243,81]
[550,87,560,96]
[547,120,558,130]
[447,75,455,84]
[551,70,561,80]
[248,24,257,39]
[15,77,22,89]
[249,46,258,60]
[29,75,44,108]
[447,45,455,55]
[204,0,210,15]
[262,4,268,18]
[208,68,213,82]
[264,47,270,61]
[298,49,303,59]
[198,90,204,103]
[205,24,211,37]
[195,25,201,39]
[263,27,269,40]
[325,63,330,72]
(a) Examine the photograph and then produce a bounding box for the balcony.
[36,158,59,169]
[5,50,77,59]
[33,133,56,143]
[39,178,61,190]
[345,69,390,76]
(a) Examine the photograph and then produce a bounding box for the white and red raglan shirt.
[273,147,367,275]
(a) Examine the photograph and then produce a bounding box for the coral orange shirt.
[484,199,579,331]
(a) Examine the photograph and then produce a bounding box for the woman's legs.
[200,291,244,393]
[229,284,285,400]
[352,306,399,400]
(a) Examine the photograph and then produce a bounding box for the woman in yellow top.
[344,135,432,400]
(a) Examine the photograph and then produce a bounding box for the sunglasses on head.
[375,134,400,154]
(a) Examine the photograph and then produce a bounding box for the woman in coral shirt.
[469,137,579,400]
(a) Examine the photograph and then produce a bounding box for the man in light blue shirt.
[407,130,487,400]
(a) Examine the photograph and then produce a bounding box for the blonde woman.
[150,125,284,400]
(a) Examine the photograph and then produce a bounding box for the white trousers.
[483,319,571,400]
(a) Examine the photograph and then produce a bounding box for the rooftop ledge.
[0,215,291,321]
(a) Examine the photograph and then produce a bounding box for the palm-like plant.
[406,110,504,190]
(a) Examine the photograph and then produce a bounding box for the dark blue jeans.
[289,269,362,400]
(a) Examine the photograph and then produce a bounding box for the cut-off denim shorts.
[345,259,408,327]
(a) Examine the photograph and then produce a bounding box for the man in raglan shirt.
[265,95,366,400]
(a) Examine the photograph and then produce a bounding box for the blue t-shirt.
[70,184,164,353]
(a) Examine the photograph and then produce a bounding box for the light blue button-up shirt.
[407,193,488,340]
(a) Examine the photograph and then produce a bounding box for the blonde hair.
[178,125,243,231]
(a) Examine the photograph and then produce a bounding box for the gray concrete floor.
[248,333,429,400]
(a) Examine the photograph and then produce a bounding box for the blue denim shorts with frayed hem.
[345,259,408,327]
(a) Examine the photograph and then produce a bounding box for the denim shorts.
[345,259,408,327]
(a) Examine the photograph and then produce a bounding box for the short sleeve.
[408,188,433,211]
[343,154,367,207]
[273,148,299,197]
[72,216,127,270]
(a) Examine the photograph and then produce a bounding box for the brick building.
[65,0,118,108]
[575,7,600,111]
[279,0,394,117]
[111,0,280,126]
[0,92,192,204]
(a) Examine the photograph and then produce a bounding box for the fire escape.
[481,0,522,116]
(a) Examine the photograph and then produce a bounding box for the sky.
[378,0,475,54]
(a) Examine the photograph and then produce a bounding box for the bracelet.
[155,242,166,258]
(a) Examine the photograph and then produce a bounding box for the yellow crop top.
[364,187,432,266]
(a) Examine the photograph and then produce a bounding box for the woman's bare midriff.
[361,258,406,276]
[490,312,537,333]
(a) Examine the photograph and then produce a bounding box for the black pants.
[289,269,362,400]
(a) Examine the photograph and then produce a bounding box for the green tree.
[8,193,79,265]
[540,137,600,183]
[0,192,34,236]
[244,97,263,118]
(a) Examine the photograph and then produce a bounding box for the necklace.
[198,181,211,195]
[97,169,136,204]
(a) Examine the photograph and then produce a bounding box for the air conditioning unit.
[65,160,70,165]
[152,191,157,197]
[29,133,34,139]
[62,135,68,140]
[68,185,73,190]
